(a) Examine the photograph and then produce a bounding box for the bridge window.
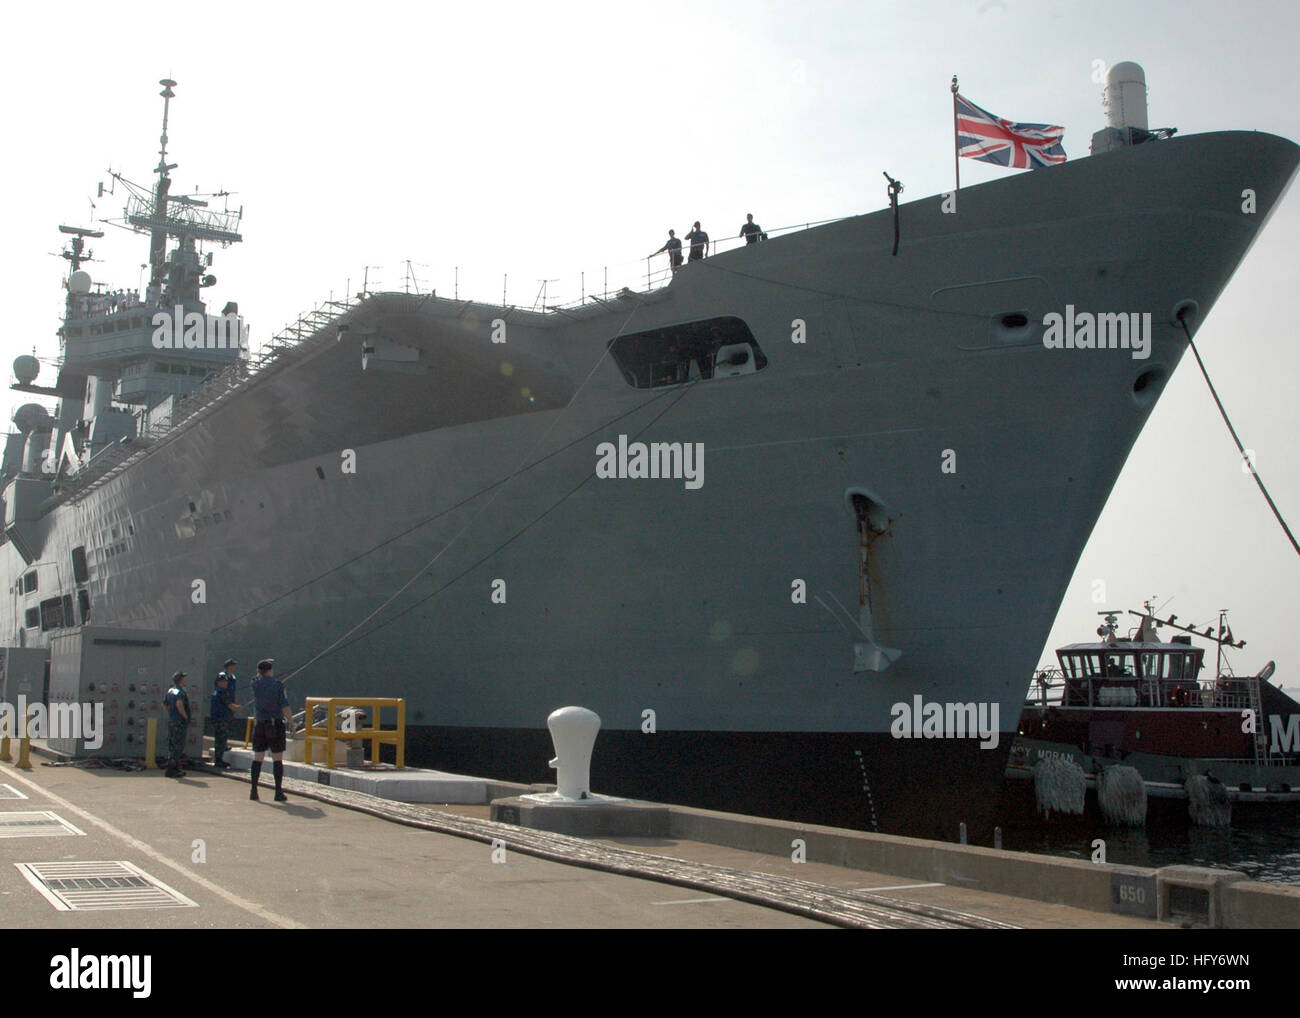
[1164,652,1196,679]
[1102,653,1136,677]
[608,316,766,388]
[72,546,89,583]
[39,597,65,631]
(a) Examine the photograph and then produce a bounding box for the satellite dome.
[13,355,39,384]
[69,271,92,294]
[12,403,50,433]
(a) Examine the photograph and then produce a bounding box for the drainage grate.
[0,811,85,838]
[0,784,29,800]
[15,861,198,911]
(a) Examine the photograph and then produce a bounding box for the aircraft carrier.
[2,68,1296,839]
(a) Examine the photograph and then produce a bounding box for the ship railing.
[1192,756,1295,769]
[1195,684,1252,710]
[48,214,853,505]
[1024,669,1067,707]
[401,215,854,313]
[1024,670,1255,711]
[67,297,148,320]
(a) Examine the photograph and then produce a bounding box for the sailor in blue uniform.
[210,658,241,768]
[249,659,293,802]
[163,671,190,778]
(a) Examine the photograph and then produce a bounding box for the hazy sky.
[2,0,1297,690]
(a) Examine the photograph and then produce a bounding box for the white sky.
[2,0,1297,688]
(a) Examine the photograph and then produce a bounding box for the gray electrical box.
[47,626,208,760]
[0,647,48,705]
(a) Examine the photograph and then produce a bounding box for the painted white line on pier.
[1,768,305,929]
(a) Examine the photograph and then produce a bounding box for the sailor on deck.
[740,213,767,244]
[651,230,684,274]
[685,222,710,261]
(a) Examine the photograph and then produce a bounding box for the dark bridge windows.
[608,316,767,389]
[39,597,65,631]
[72,546,89,584]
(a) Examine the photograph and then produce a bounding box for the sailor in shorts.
[249,658,293,802]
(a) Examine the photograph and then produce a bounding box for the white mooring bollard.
[547,706,601,801]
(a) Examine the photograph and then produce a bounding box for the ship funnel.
[546,706,601,800]
[1104,61,1148,132]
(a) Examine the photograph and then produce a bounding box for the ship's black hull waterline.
[401,726,1010,841]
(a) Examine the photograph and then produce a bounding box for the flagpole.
[951,74,960,193]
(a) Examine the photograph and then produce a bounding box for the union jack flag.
[955,93,1066,169]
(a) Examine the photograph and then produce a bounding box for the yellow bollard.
[0,734,10,763]
[144,718,158,770]
[15,709,32,770]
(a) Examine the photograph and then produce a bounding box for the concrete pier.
[1,742,1294,928]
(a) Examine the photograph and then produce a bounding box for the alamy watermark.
[595,435,704,489]
[50,950,150,998]
[151,307,249,350]
[889,695,1000,749]
[0,697,104,749]
[1042,306,1151,360]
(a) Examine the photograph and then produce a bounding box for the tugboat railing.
[1025,668,1258,711]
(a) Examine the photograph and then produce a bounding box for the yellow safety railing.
[303,697,405,769]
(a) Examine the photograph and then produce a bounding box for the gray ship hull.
[5,130,1296,838]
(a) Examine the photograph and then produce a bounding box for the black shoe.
[250,787,259,801]
[164,767,179,777]
[214,760,231,769]
[274,791,288,802]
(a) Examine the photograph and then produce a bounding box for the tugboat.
[1005,603,1300,825]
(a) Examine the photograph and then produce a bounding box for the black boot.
[273,761,287,802]
[249,760,262,800]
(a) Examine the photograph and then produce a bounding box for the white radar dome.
[69,271,93,294]
[1104,61,1148,132]
[12,355,39,384]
